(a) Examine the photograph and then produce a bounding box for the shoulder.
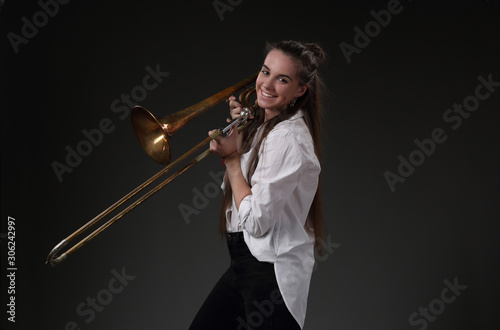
[261,111,319,171]
[266,110,313,147]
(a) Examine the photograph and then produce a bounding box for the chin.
[257,97,283,111]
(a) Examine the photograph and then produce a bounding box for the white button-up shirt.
[225,110,321,328]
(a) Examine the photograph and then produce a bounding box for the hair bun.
[304,42,326,63]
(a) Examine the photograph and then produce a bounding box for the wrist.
[223,151,240,169]
[223,149,239,159]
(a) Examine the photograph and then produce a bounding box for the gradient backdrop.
[1,0,499,329]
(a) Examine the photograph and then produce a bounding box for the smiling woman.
[190,40,327,330]
[255,51,308,119]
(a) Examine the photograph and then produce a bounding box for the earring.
[289,98,297,108]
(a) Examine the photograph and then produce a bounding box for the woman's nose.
[261,79,274,91]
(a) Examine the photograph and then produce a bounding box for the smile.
[261,90,277,98]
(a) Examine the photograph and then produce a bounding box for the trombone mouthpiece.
[239,107,254,120]
[220,107,254,137]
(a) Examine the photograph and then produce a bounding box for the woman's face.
[256,50,307,115]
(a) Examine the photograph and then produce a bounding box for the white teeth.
[262,90,276,98]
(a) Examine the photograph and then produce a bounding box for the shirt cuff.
[237,194,252,228]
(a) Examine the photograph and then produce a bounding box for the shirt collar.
[289,109,305,121]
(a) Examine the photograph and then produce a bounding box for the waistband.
[226,231,244,243]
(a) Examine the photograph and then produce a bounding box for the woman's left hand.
[209,127,239,161]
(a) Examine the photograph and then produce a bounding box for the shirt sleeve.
[237,128,315,237]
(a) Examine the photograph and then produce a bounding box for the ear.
[295,84,308,98]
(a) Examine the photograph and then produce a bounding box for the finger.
[226,95,236,104]
[209,140,218,154]
[230,106,243,119]
[229,100,243,110]
[208,129,218,138]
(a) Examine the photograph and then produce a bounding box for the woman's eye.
[279,78,288,84]
[261,69,269,75]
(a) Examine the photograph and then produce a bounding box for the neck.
[264,108,280,122]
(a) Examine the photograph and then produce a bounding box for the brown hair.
[219,40,326,253]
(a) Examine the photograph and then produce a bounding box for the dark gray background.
[1,0,499,329]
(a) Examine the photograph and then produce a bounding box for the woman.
[189,40,326,329]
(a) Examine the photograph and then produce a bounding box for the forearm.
[236,132,244,152]
[224,157,252,210]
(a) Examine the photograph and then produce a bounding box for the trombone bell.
[131,106,173,165]
[131,72,258,165]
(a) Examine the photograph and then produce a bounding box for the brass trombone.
[46,73,258,267]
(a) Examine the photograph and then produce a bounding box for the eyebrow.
[262,64,293,81]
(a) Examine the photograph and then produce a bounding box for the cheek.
[255,74,265,88]
[276,86,293,100]
[255,72,266,85]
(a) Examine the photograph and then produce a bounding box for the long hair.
[219,40,326,254]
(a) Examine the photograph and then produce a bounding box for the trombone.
[46,73,258,267]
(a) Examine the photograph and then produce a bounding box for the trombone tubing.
[46,131,217,267]
[46,117,255,267]
[46,73,258,267]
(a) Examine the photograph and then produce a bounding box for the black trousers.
[189,232,301,330]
